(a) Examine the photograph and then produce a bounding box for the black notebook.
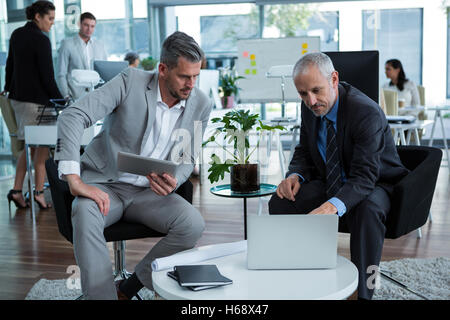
[167,271,221,291]
[173,265,233,287]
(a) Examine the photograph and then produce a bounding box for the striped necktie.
[325,117,342,198]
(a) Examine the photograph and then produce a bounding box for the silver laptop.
[247,214,338,270]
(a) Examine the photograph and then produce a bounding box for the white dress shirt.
[78,36,95,70]
[58,79,186,187]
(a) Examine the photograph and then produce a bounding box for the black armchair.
[338,145,442,239]
[45,158,193,282]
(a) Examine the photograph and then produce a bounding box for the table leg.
[400,129,407,145]
[406,129,412,145]
[413,129,420,146]
[437,110,449,162]
[277,132,286,177]
[25,144,35,222]
[428,110,438,146]
[243,197,247,240]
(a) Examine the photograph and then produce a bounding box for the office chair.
[382,89,398,116]
[338,145,441,239]
[417,85,425,106]
[45,158,193,299]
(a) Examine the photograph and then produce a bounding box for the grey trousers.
[71,182,205,300]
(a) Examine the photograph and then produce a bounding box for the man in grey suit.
[55,31,213,299]
[57,12,107,100]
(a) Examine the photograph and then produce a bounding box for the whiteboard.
[236,37,320,103]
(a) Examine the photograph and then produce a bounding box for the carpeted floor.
[25,257,450,300]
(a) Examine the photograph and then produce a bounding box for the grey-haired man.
[55,31,213,299]
[269,53,409,300]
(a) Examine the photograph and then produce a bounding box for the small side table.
[210,183,277,239]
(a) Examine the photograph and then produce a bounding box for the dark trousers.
[268,180,390,300]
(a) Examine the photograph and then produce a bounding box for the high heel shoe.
[7,189,29,213]
[34,190,52,209]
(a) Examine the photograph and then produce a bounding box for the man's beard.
[166,79,190,101]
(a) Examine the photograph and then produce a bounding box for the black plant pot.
[230,164,260,193]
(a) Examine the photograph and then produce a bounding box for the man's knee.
[174,206,205,247]
[348,197,389,232]
[71,197,105,233]
[268,193,296,214]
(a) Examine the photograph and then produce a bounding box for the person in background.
[124,52,140,68]
[2,0,63,211]
[57,12,107,100]
[383,59,420,107]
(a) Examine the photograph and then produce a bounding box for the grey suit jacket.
[57,35,107,100]
[55,68,213,189]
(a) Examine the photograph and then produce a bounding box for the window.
[362,8,423,87]
[307,11,339,52]
[200,14,258,54]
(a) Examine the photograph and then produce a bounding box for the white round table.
[152,252,358,300]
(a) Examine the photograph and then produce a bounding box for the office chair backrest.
[417,85,425,106]
[45,158,75,242]
[382,89,398,116]
[385,146,442,238]
[338,146,442,239]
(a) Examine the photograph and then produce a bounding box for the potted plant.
[219,68,244,109]
[203,109,285,193]
[140,56,159,71]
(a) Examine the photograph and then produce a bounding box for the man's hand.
[276,174,301,202]
[66,174,110,216]
[308,201,338,215]
[147,172,177,196]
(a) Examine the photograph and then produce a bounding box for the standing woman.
[3,1,63,211]
[383,59,420,107]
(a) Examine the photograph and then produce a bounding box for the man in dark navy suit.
[269,52,409,300]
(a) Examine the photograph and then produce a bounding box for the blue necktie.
[325,118,342,198]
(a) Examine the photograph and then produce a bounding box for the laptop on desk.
[247,214,338,270]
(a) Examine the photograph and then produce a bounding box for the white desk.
[389,120,434,146]
[152,251,358,300]
[24,125,100,221]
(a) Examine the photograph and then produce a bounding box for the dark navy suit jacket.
[287,82,409,212]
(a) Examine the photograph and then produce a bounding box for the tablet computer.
[117,151,179,177]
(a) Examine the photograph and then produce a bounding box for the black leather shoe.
[115,280,130,300]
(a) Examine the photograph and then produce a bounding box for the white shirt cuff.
[58,160,80,181]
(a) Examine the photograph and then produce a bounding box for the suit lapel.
[140,72,158,153]
[336,84,346,168]
[178,89,196,131]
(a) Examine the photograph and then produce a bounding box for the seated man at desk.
[55,31,213,299]
[269,52,409,300]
